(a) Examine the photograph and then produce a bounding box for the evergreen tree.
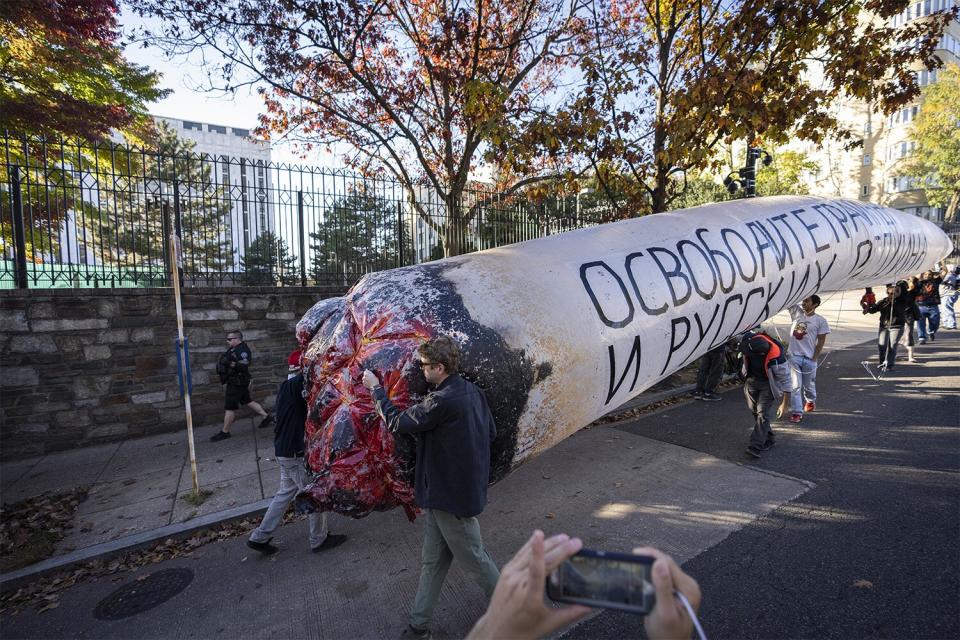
[241,231,299,285]
[90,122,233,278]
[309,192,412,286]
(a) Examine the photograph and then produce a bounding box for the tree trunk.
[444,192,465,257]
[945,190,959,224]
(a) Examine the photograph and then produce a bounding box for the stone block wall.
[0,286,346,459]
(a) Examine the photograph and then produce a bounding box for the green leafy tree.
[755,151,819,198]
[309,192,412,286]
[241,231,299,286]
[905,63,960,223]
[0,0,165,262]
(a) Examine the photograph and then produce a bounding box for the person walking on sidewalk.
[739,328,787,458]
[693,345,725,401]
[781,295,830,424]
[914,269,943,343]
[247,359,347,555]
[863,284,908,370]
[212,330,272,441]
[362,336,499,640]
[940,266,959,330]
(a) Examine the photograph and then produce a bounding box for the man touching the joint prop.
[362,336,500,640]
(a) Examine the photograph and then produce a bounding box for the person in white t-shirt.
[782,295,830,424]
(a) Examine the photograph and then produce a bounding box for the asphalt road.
[562,333,960,640]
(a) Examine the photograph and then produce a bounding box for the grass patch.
[0,487,89,572]
[181,489,213,507]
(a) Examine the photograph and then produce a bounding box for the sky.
[118,9,335,166]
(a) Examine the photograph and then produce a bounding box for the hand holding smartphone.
[546,548,656,615]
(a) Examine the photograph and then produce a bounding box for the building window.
[183,120,203,131]
[861,185,870,197]
[863,121,872,136]
[208,124,227,134]
[232,128,250,137]
[863,153,872,165]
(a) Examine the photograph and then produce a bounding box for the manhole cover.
[93,568,194,620]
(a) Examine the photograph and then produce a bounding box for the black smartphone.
[546,548,656,615]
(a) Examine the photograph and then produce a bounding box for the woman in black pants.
[863,284,909,370]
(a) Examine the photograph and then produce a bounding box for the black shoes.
[761,440,776,451]
[312,534,347,553]
[745,446,762,458]
[247,538,278,555]
[258,414,275,429]
[210,431,231,442]
[399,626,432,640]
[700,392,722,401]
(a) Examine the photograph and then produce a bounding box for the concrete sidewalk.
[0,289,882,583]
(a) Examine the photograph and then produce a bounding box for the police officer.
[211,330,272,442]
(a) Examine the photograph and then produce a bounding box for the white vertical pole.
[170,232,200,494]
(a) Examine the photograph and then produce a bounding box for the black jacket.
[219,341,252,386]
[915,276,943,306]
[372,374,496,518]
[865,297,908,329]
[273,374,307,457]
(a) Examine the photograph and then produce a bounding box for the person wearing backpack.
[738,327,789,459]
[211,330,273,441]
[914,269,943,343]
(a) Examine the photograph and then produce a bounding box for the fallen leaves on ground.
[853,579,874,589]
[0,488,89,573]
[0,509,303,616]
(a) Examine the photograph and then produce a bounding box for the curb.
[0,498,272,594]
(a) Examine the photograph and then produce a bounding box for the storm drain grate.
[93,568,194,620]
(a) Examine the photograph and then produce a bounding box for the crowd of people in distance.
[695,263,958,459]
[862,265,959,370]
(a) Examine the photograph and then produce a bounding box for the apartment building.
[793,1,959,222]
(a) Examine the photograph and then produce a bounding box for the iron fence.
[1,133,608,289]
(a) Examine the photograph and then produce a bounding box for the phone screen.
[547,549,655,614]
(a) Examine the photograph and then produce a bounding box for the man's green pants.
[409,508,500,628]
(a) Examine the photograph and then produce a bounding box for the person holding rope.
[863,284,909,371]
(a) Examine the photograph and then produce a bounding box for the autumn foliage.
[0,0,165,141]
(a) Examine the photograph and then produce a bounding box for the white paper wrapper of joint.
[291,195,953,519]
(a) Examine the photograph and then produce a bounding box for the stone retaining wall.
[0,287,346,459]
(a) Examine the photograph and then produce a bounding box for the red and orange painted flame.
[297,299,434,521]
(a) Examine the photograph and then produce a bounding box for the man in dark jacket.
[211,330,272,441]
[362,336,498,640]
[247,360,347,555]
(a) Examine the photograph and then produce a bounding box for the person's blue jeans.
[789,354,818,414]
[916,304,940,340]
[878,326,904,368]
[942,291,958,329]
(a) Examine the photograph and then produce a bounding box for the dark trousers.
[878,326,904,367]
[696,346,725,393]
[744,379,775,450]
